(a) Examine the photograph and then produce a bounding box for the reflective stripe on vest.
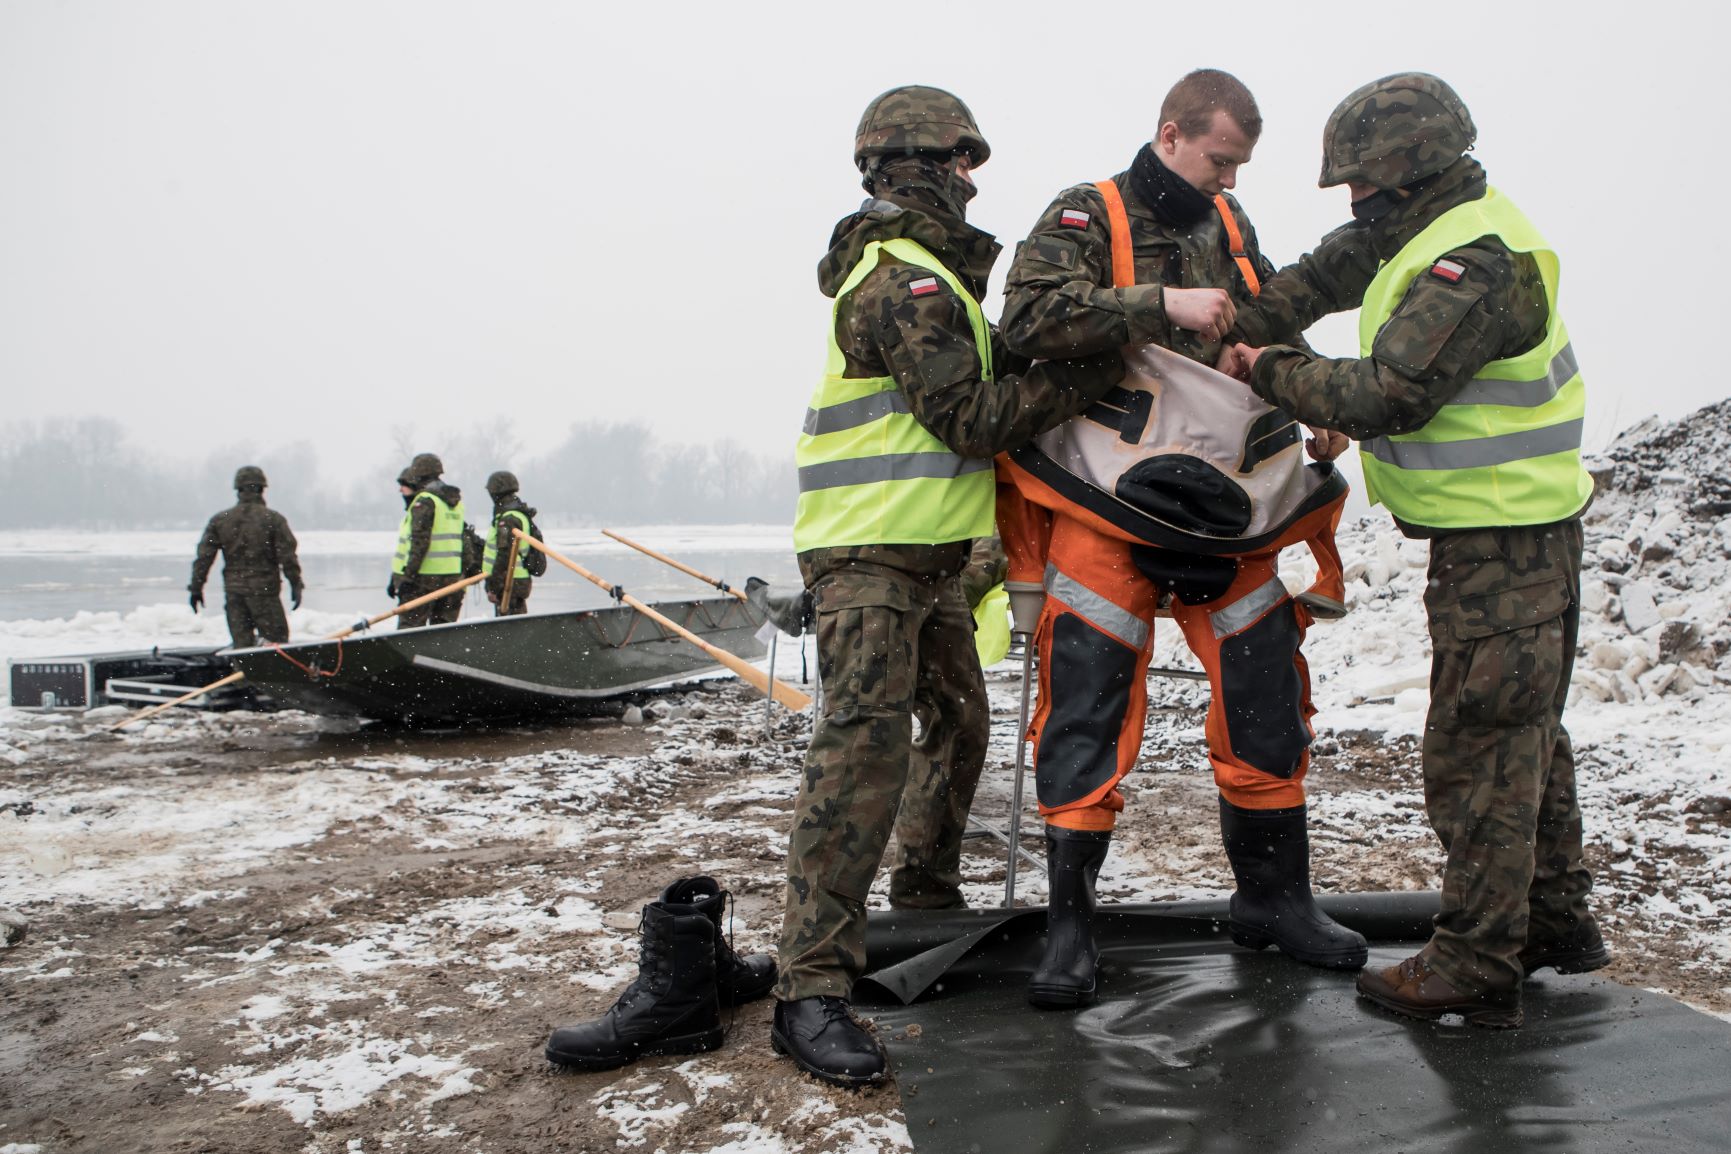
[1356,188,1593,530]
[393,492,467,575]
[482,509,530,580]
[792,237,996,552]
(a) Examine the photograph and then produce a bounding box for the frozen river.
[0,524,802,665]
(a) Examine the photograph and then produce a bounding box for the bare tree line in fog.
[0,417,796,529]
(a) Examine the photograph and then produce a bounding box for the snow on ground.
[3,416,1731,1148]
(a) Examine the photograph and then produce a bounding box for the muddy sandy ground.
[1,664,1727,1154]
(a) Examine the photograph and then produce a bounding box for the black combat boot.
[771,996,887,1088]
[1027,825,1112,1008]
[660,876,777,1006]
[1220,797,1368,970]
[545,898,723,1071]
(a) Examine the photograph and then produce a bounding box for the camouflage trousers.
[491,578,532,616]
[1420,519,1595,993]
[223,589,289,649]
[775,546,990,1001]
[396,577,465,629]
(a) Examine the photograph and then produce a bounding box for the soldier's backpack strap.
[1092,180,1137,289]
[1213,194,1262,297]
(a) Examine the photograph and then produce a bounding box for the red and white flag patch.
[908,276,942,297]
[1059,209,1091,229]
[1430,258,1467,283]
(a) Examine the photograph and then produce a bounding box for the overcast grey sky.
[0,1,1715,494]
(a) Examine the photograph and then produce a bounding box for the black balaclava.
[1130,143,1215,227]
[863,153,976,222]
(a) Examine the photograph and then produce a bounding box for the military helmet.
[401,452,444,484]
[233,465,268,489]
[485,470,519,498]
[854,85,990,168]
[1319,72,1476,190]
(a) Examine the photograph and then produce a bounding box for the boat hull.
[226,595,769,724]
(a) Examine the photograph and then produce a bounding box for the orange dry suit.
[997,181,1349,830]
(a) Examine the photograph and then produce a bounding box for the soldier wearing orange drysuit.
[1000,70,1374,1007]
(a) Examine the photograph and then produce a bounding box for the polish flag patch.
[1430,258,1467,283]
[1059,209,1091,229]
[908,276,942,297]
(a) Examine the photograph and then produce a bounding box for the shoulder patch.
[1059,208,1091,229]
[1430,258,1467,284]
[907,276,943,297]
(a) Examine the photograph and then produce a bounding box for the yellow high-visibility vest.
[793,237,995,552]
[393,491,466,576]
[1357,188,1593,529]
[483,509,530,580]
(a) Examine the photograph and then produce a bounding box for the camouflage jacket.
[820,194,1125,460]
[402,480,463,579]
[807,194,1124,577]
[190,493,302,595]
[1001,153,1302,365]
[957,535,1008,609]
[487,497,536,593]
[1246,159,1549,446]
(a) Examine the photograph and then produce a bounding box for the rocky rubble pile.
[1308,399,1731,710]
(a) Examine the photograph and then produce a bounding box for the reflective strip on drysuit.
[1028,512,1327,830]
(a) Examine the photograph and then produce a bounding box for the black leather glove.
[387,575,400,599]
[189,589,204,614]
[290,585,304,610]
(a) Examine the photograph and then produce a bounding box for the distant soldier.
[389,453,467,628]
[189,465,303,649]
[482,471,539,616]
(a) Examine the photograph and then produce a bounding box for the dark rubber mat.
[856,898,1730,1154]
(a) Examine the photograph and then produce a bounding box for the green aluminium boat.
[224,594,769,725]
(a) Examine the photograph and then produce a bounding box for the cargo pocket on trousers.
[810,577,916,901]
[1446,576,1571,729]
[1216,597,1311,778]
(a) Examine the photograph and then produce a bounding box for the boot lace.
[615,911,670,1011]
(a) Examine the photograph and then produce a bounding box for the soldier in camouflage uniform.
[1227,74,1606,1028]
[189,465,303,649]
[390,453,467,628]
[773,85,1125,1088]
[482,470,536,616]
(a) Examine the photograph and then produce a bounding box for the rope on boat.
[271,638,344,680]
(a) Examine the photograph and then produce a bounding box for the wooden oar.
[499,533,522,614]
[109,573,486,729]
[516,530,810,711]
[601,529,748,602]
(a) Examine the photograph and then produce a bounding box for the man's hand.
[487,591,500,604]
[1306,426,1350,462]
[188,589,204,614]
[290,584,304,610]
[1229,342,1266,378]
[1214,344,1252,382]
[387,575,400,599]
[1163,287,1237,343]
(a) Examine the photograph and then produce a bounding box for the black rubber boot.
[1220,797,1368,970]
[1028,825,1111,1008]
[660,876,777,1006]
[545,899,723,1071]
[771,996,887,1088]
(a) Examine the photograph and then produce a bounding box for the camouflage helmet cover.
[485,470,520,498]
[399,452,444,485]
[1320,72,1477,190]
[854,85,990,168]
[233,465,268,489]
